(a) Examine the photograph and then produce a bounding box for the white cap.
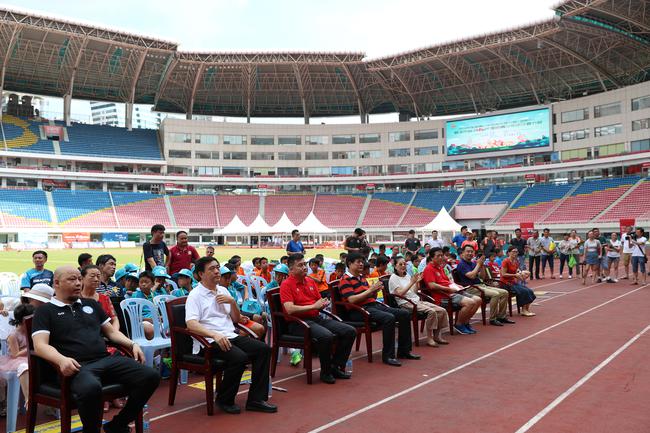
[22,283,54,303]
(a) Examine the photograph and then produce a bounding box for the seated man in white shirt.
[185,257,277,415]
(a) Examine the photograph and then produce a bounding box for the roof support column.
[341,64,367,124]
[125,102,133,130]
[63,93,72,126]
[127,49,148,131]
[187,64,204,121]
[0,25,21,122]
[64,37,89,126]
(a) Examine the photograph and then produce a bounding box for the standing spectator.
[20,250,54,290]
[96,254,118,297]
[404,230,421,255]
[628,227,647,285]
[461,231,478,252]
[452,226,468,251]
[540,228,555,279]
[167,231,200,275]
[32,266,160,433]
[185,257,276,414]
[594,228,609,282]
[426,230,445,249]
[527,231,542,280]
[77,253,93,271]
[605,232,621,283]
[582,231,602,285]
[343,228,364,254]
[206,245,215,257]
[482,230,496,257]
[143,224,169,272]
[286,229,305,256]
[557,233,573,279]
[510,228,527,270]
[620,225,635,280]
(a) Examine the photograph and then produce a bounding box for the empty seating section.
[398,206,437,228]
[497,183,575,224]
[264,195,315,225]
[0,189,50,227]
[485,186,524,204]
[170,195,218,228]
[111,192,170,228]
[313,194,365,229]
[410,190,461,212]
[458,188,490,204]
[53,190,116,228]
[598,179,650,222]
[1,115,54,154]
[215,195,259,226]
[543,177,640,223]
[362,194,411,227]
[65,123,162,159]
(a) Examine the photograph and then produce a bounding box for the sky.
[3,0,560,124]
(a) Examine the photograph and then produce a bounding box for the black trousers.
[207,336,271,405]
[529,256,541,279]
[70,355,160,433]
[541,255,554,274]
[288,316,356,374]
[348,302,412,361]
[559,253,575,276]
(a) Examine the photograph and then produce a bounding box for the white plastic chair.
[119,298,171,367]
[153,294,174,337]
[248,275,267,299]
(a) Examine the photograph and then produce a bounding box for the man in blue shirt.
[452,226,469,250]
[286,229,305,256]
[21,250,54,290]
[455,245,513,327]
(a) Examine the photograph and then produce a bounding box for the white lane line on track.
[307,284,648,433]
[514,323,650,433]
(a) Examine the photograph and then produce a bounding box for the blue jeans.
[517,255,526,270]
[541,255,554,275]
[632,256,647,274]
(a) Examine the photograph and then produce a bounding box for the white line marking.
[307,284,648,433]
[514,323,650,433]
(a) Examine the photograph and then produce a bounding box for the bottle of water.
[268,376,273,399]
[345,359,353,375]
[179,369,188,385]
[143,404,150,433]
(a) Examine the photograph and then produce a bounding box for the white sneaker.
[559,275,563,279]
[612,278,618,283]
[568,275,572,279]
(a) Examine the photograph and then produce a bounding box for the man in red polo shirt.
[280,254,356,384]
[340,253,420,367]
[167,231,200,275]
[422,247,481,335]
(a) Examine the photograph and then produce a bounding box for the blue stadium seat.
[52,190,113,223]
[458,188,491,205]
[64,123,162,159]
[371,192,414,205]
[485,185,524,204]
[0,189,51,222]
[511,183,575,208]
[1,116,54,154]
[411,190,461,211]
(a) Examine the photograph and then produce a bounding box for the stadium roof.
[0,0,649,119]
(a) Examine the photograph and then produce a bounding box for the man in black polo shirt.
[32,266,159,433]
[510,228,527,270]
[404,230,422,255]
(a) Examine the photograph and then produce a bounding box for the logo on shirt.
[82,306,94,315]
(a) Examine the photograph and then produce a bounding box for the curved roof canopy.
[1,0,649,118]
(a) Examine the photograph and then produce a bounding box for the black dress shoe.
[498,318,516,324]
[489,319,504,326]
[246,400,278,413]
[332,367,352,379]
[320,373,336,384]
[217,402,241,414]
[383,358,402,366]
[397,352,421,360]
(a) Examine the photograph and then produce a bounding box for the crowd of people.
[0,222,647,431]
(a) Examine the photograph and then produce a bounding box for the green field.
[0,247,345,274]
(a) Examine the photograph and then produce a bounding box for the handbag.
[242,299,262,315]
[568,254,577,269]
[636,244,648,264]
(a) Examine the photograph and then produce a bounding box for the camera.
[629,233,637,240]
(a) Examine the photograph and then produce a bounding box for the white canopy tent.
[419,207,462,232]
[214,215,250,235]
[269,213,297,233]
[297,212,335,233]
[247,214,274,234]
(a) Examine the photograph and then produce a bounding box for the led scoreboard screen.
[446,108,550,157]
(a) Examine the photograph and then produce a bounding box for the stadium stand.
[64,123,162,159]
[312,194,365,229]
[399,190,460,227]
[496,183,576,224]
[264,194,315,226]
[0,188,51,227]
[0,115,54,154]
[485,185,524,204]
[542,177,640,223]
[215,195,260,226]
[111,192,171,228]
[52,190,117,228]
[597,178,650,222]
[458,187,491,204]
[170,195,218,228]
[362,193,414,227]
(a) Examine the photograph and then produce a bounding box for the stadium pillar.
[125,102,133,131]
[63,94,72,126]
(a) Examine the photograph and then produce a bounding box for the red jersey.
[500,258,518,285]
[279,274,321,319]
[168,245,200,275]
[422,262,451,303]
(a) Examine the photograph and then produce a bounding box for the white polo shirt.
[185,282,238,354]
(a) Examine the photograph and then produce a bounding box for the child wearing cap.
[131,271,168,339]
[171,269,194,297]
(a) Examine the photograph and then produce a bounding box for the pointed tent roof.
[270,213,296,233]
[247,214,273,234]
[419,207,462,232]
[214,215,250,234]
[297,212,335,233]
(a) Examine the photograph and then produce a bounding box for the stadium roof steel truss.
[0,1,648,120]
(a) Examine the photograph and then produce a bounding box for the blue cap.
[114,267,128,281]
[125,271,139,281]
[123,263,139,273]
[177,268,194,279]
[152,266,171,279]
[274,264,289,275]
[220,265,232,275]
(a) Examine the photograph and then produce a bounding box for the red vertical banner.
[520,222,535,240]
[619,218,635,233]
